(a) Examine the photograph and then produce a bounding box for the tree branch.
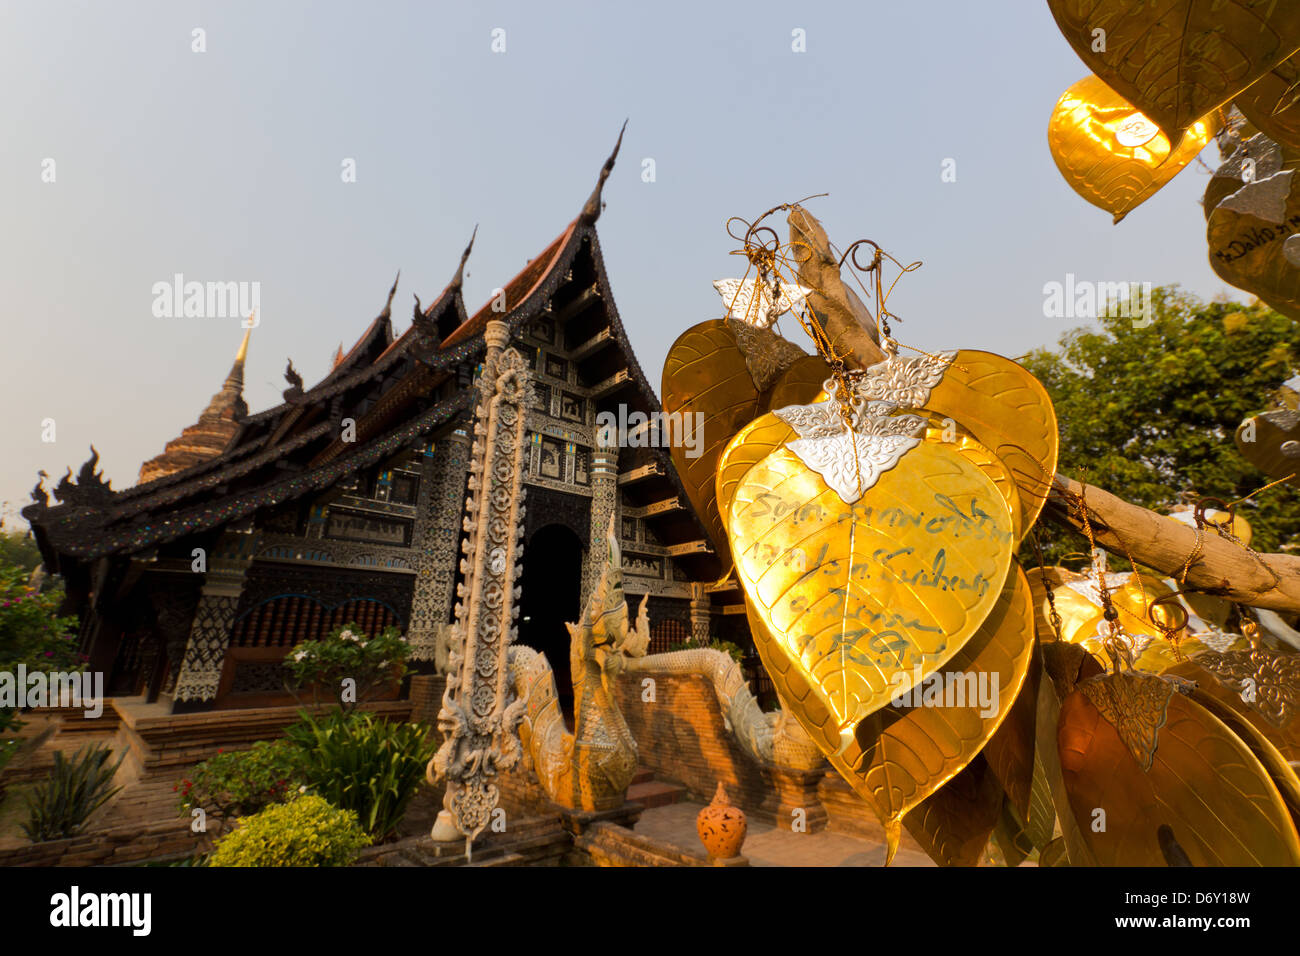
[1045,474,1300,615]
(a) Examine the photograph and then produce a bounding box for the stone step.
[627,779,687,809]
[630,767,656,786]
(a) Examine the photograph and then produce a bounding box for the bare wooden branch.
[787,206,884,368]
[1046,474,1300,614]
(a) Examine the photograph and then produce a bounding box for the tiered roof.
[25,132,721,581]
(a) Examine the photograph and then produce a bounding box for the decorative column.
[406,428,471,665]
[581,431,620,608]
[430,319,534,849]
[171,522,260,708]
[690,582,712,643]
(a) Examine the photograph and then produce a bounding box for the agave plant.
[22,744,124,842]
[285,710,434,840]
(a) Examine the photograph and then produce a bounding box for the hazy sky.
[0,0,1246,527]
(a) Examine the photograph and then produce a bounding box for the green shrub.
[208,794,369,867]
[283,623,410,709]
[22,744,124,842]
[177,739,307,835]
[285,709,434,839]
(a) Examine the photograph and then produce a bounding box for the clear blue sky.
[0,0,1245,526]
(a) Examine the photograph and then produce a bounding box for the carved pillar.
[581,435,620,608]
[431,319,534,846]
[406,429,472,664]
[171,523,260,708]
[690,582,712,643]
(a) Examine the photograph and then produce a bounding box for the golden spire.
[235,322,252,364]
[224,323,252,390]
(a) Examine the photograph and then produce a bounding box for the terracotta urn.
[696,782,747,860]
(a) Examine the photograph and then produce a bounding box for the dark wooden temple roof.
[24,129,720,580]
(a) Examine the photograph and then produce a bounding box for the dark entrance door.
[517,523,583,723]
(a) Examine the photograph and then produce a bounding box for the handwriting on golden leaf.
[729,437,1015,749]
[922,350,1054,540]
[828,565,1034,861]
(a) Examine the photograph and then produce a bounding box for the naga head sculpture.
[568,514,650,680]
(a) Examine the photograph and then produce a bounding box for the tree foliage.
[1021,288,1299,562]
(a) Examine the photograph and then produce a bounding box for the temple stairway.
[625,766,687,809]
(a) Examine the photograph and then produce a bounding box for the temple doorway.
[517,523,583,724]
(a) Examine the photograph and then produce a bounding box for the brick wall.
[408,674,446,728]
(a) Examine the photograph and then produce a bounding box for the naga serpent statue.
[508,518,825,813]
[509,516,649,811]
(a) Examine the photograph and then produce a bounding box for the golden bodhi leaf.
[1235,51,1300,153]
[1058,672,1300,865]
[1236,407,1300,486]
[662,320,762,561]
[1207,167,1300,320]
[729,437,1015,752]
[764,355,830,413]
[923,350,1056,539]
[1165,647,1300,762]
[1187,683,1300,828]
[981,646,1041,822]
[1047,0,1300,146]
[900,755,1005,867]
[1048,75,1220,222]
[744,603,842,757]
[717,413,797,536]
[827,565,1034,861]
[717,409,1023,542]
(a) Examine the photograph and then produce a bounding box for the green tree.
[0,530,43,575]
[1021,288,1299,563]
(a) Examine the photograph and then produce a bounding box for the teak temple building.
[25,146,744,714]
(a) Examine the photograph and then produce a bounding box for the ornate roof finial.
[30,470,48,507]
[580,120,627,225]
[283,358,305,403]
[331,342,345,368]
[381,270,401,318]
[450,225,478,292]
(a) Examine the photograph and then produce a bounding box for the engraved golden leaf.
[922,350,1056,541]
[827,565,1034,857]
[1187,683,1300,828]
[1047,0,1300,145]
[662,320,762,561]
[1048,75,1220,222]
[718,409,1021,541]
[1058,677,1300,865]
[981,646,1041,822]
[900,755,1005,868]
[1165,652,1300,762]
[764,354,831,413]
[729,438,1015,750]
[1235,407,1300,486]
[1234,51,1300,153]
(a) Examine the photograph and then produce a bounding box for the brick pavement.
[633,800,936,867]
